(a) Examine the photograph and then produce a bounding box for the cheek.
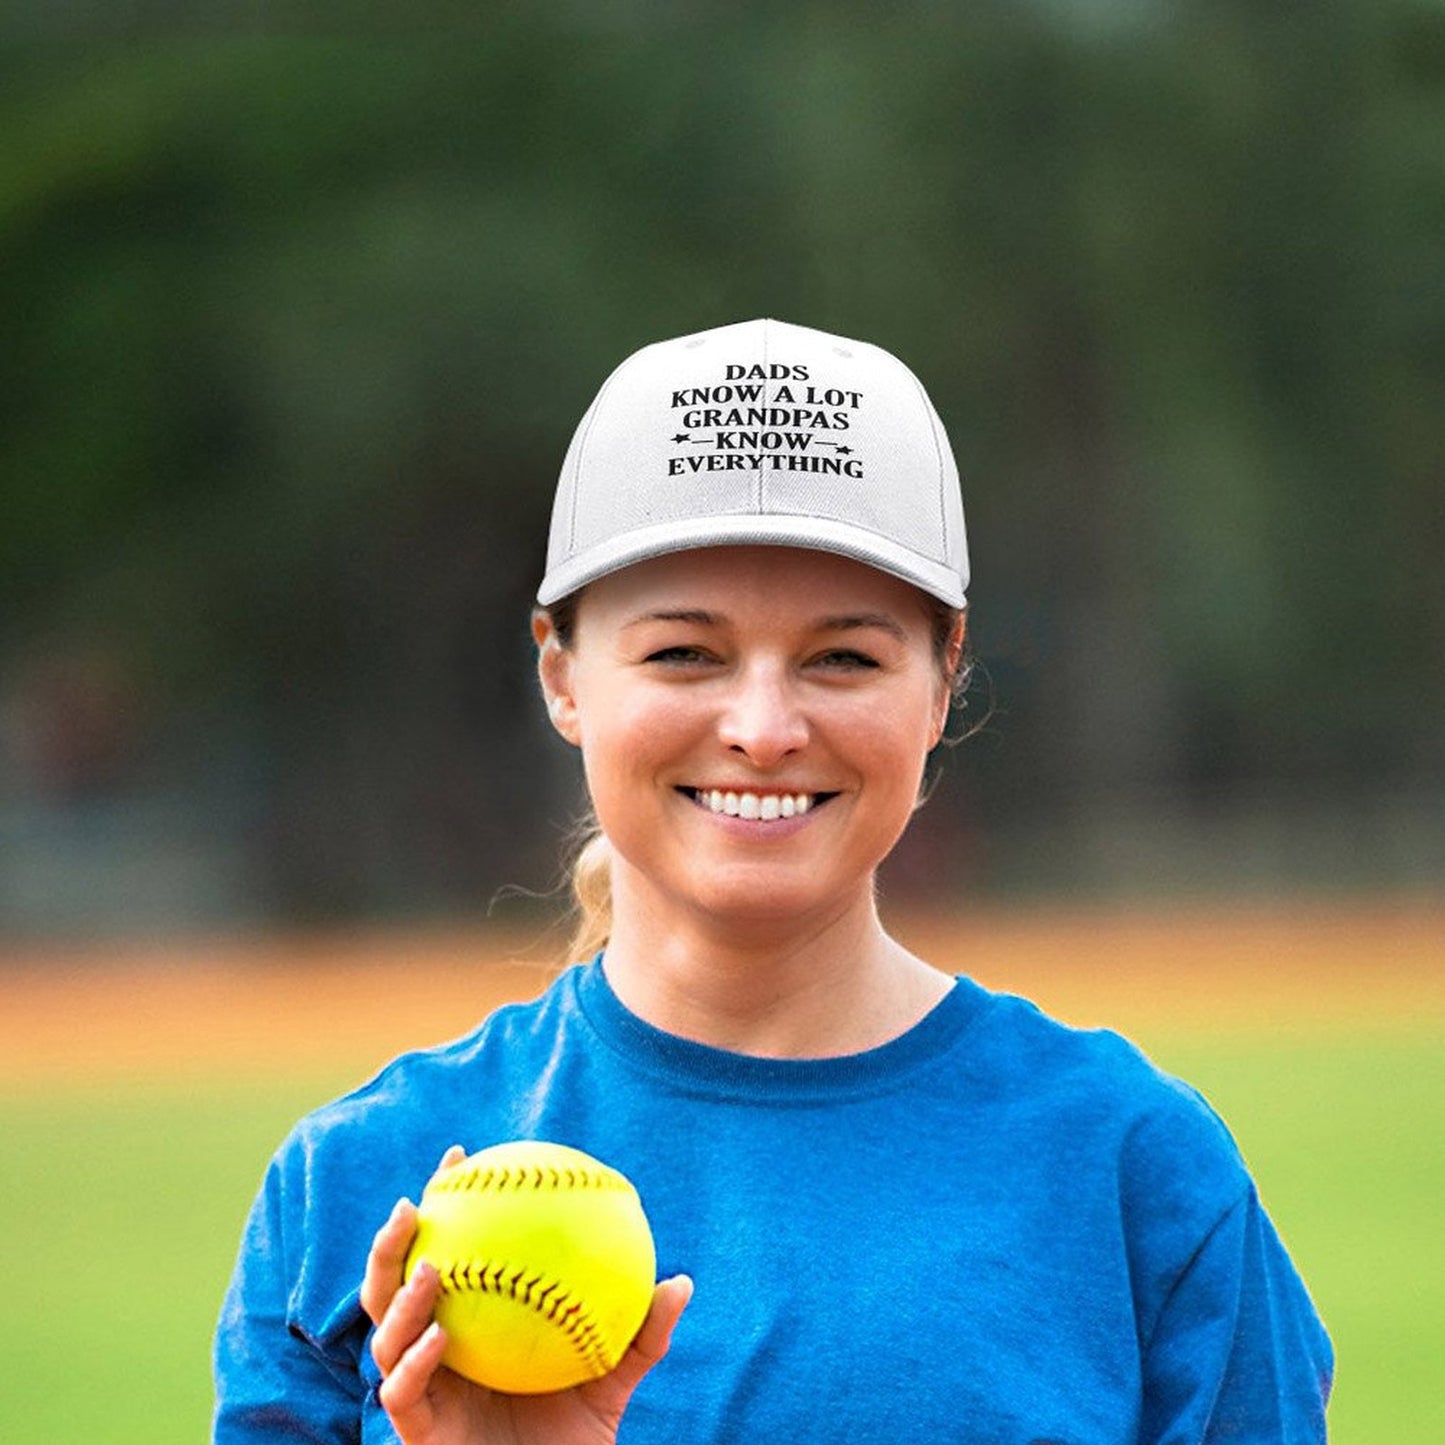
[573,684,702,816]
[847,683,940,763]
[821,700,937,842]
[578,685,696,755]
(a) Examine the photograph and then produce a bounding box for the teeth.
[695,789,814,819]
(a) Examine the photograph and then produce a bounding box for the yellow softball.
[403,1140,657,1394]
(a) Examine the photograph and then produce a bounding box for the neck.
[599,864,951,1059]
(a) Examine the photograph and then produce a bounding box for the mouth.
[677,787,837,821]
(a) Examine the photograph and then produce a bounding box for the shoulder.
[957,981,1262,1325]
[282,964,585,1180]
[960,979,1249,1201]
[262,966,591,1245]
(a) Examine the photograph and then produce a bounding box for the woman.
[214,319,1333,1444]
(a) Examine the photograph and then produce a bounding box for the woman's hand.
[360,1146,692,1445]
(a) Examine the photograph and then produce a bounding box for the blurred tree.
[0,4,1440,927]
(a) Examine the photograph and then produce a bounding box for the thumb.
[601,1275,694,1401]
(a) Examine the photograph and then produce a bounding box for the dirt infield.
[2,897,1441,1088]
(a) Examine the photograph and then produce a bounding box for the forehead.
[577,545,934,628]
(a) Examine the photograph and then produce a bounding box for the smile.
[678,787,833,821]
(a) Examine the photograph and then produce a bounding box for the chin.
[684,873,867,934]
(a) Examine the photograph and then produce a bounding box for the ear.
[533,610,581,746]
[928,610,968,748]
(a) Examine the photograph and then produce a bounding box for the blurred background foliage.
[1,3,1441,935]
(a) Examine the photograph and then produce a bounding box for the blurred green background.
[2,5,1441,935]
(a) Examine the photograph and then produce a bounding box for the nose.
[715,661,809,767]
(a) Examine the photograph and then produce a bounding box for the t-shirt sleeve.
[1138,1184,1334,1444]
[212,1142,371,1444]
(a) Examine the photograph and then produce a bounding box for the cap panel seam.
[756,320,770,515]
[903,368,950,558]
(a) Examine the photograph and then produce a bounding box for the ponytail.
[564,824,613,964]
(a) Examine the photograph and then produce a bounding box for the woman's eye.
[814,649,880,670]
[645,646,712,665]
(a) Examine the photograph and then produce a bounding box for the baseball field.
[2,897,1440,1444]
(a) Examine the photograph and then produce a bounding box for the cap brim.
[537,513,966,609]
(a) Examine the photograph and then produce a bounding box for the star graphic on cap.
[835,445,854,455]
[671,433,690,444]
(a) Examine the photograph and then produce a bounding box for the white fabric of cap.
[538,318,969,608]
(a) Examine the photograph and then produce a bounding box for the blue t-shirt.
[214,960,1333,1443]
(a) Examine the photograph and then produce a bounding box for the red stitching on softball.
[436,1256,613,1376]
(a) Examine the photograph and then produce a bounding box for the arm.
[1139,1186,1334,1445]
[213,1154,369,1444]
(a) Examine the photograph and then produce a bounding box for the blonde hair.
[565,825,613,963]
[541,590,972,966]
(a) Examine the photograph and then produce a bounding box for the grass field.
[1,900,1440,1443]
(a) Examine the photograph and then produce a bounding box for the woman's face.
[536,546,961,937]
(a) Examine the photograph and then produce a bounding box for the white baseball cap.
[537,317,969,608]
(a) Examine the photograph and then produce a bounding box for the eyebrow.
[620,608,909,642]
[819,613,910,642]
[620,609,719,629]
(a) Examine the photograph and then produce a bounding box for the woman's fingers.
[377,1320,449,1426]
[359,1147,463,1328]
[370,1259,443,1377]
[360,1196,418,1326]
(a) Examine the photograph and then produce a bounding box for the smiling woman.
[213,320,1333,1445]
[533,545,962,1057]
